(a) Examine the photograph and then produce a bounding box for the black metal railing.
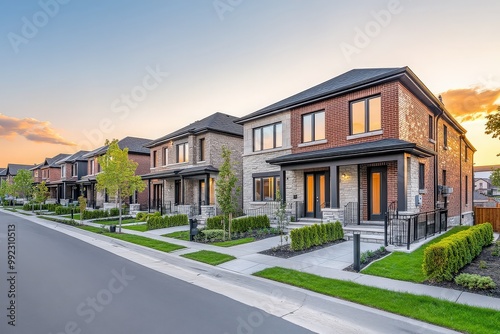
[243,201,296,221]
[343,202,358,226]
[385,208,448,250]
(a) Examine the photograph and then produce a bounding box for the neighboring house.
[474,178,492,195]
[474,165,500,196]
[473,190,499,208]
[142,112,243,215]
[54,150,89,204]
[237,67,475,226]
[79,137,151,209]
[31,154,71,203]
[1,164,33,200]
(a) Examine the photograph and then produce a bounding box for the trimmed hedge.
[23,203,63,211]
[55,206,76,215]
[146,214,189,230]
[82,208,121,220]
[206,215,270,233]
[422,223,494,282]
[290,222,344,251]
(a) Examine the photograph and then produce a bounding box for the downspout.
[434,96,444,211]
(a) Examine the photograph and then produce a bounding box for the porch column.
[204,173,210,205]
[148,179,151,212]
[329,164,339,208]
[181,176,185,205]
[280,169,286,202]
[397,154,407,211]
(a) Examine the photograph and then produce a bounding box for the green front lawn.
[122,224,148,232]
[213,237,255,247]
[163,230,189,240]
[181,250,235,265]
[76,225,184,252]
[62,213,81,220]
[362,226,470,282]
[255,267,498,334]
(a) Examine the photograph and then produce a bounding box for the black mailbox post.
[189,218,198,241]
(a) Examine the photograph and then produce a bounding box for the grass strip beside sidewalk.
[254,267,498,334]
[181,250,235,265]
[77,225,184,253]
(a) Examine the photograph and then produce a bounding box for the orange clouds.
[441,87,500,122]
[0,113,76,146]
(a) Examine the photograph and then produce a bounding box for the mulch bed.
[259,239,345,259]
[423,236,500,298]
[194,230,280,244]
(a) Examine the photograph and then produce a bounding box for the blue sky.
[1,0,499,166]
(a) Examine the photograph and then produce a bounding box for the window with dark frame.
[419,163,425,190]
[428,115,434,140]
[302,111,325,143]
[253,176,280,201]
[443,125,448,148]
[253,123,282,151]
[153,150,157,168]
[177,143,189,163]
[162,147,168,166]
[199,138,205,161]
[465,175,469,205]
[350,96,381,135]
[442,169,447,186]
[72,164,77,177]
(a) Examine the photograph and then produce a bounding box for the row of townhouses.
[1,67,475,226]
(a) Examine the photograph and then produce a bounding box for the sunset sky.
[1,0,499,168]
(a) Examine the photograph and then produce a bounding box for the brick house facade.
[142,112,243,215]
[237,67,475,226]
[54,150,89,204]
[30,154,70,203]
[79,137,151,209]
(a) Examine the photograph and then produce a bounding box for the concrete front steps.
[343,224,386,244]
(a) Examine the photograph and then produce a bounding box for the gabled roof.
[55,150,90,164]
[236,67,470,145]
[5,163,33,176]
[83,137,151,158]
[145,112,243,148]
[474,190,489,202]
[40,153,71,168]
[267,139,434,166]
[474,178,492,185]
[0,168,6,176]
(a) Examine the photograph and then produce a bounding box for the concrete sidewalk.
[110,222,500,311]
[13,211,500,311]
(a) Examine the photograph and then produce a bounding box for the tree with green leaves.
[97,139,146,233]
[12,169,34,201]
[491,168,500,188]
[275,190,289,246]
[485,107,500,155]
[215,146,240,240]
[78,195,87,224]
[33,181,49,212]
[0,180,13,205]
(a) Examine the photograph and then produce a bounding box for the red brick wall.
[129,153,150,209]
[290,82,400,153]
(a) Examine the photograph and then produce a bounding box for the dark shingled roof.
[237,67,406,123]
[267,139,434,165]
[5,163,34,176]
[83,137,151,158]
[55,150,90,164]
[145,112,243,148]
[42,153,71,168]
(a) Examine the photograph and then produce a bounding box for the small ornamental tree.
[275,190,289,246]
[491,168,500,189]
[33,181,49,212]
[0,181,13,205]
[12,169,34,201]
[97,139,146,233]
[215,146,240,240]
[78,195,87,224]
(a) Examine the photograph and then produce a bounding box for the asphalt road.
[0,211,314,334]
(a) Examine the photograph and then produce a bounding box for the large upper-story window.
[350,96,381,135]
[72,164,77,177]
[199,138,205,161]
[177,143,189,163]
[61,166,66,178]
[443,125,448,148]
[302,111,325,143]
[152,150,158,168]
[253,123,282,151]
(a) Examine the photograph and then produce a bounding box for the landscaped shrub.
[199,229,225,242]
[109,208,120,217]
[422,223,494,282]
[82,209,110,220]
[146,214,189,230]
[290,222,344,251]
[136,212,148,221]
[55,206,76,215]
[454,273,497,290]
[206,215,270,233]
